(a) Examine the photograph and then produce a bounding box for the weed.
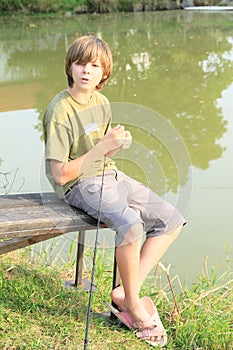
[0,248,232,349]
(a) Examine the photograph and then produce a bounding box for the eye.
[92,62,101,68]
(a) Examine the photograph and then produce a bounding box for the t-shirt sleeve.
[44,107,73,163]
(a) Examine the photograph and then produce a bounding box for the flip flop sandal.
[103,300,134,330]
[104,297,168,348]
[135,297,168,348]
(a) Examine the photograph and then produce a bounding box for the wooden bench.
[0,192,119,292]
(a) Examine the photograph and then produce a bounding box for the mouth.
[81,77,89,83]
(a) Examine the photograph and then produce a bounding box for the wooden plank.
[0,192,115,291]
[0,225,92,239]
[0,216,105,238]
[0,206,99,235]
[0,192,57,209]
[0,192,106,238]
[0,232,62,254]
[0,192,118,295]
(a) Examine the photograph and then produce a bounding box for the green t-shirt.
[43,89,117,198]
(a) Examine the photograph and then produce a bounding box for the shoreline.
[1,0,232,16]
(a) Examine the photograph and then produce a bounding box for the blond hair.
[65,34,112,90]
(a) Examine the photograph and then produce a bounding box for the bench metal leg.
[110,248,121,320]
[64,230,87,290]
[74,230,85,287]
[112,247,120,290]
[73,230,96,291]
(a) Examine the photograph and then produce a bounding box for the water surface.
[0,11,232,282]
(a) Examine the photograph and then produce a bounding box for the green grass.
[0,249,232,350]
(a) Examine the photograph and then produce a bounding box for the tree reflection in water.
[0,11,232,196]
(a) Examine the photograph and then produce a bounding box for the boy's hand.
[103,124,132,152]
[121,130,132,149]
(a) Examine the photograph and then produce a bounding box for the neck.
[67,87,92,104]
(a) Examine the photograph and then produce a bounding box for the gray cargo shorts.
[64,170,186,246]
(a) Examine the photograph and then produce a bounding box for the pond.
[0,11,232,283]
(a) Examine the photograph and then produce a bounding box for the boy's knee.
[169,224,183,240]
[116,222,144,247]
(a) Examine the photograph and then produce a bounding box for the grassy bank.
[0,248,232,350]
[0,0,169,15]
[0,0,217,15]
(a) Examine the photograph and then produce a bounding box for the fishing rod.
[83,156,106,350]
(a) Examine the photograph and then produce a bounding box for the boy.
[43,34,186,346]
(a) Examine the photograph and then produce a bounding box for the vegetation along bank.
[1,0,231,15]
[0,249,232,349]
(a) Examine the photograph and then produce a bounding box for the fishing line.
[84,156,106,349]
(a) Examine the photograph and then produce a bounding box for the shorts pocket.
[87,183,101,193]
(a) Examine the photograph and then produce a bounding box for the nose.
[83,62,91,73]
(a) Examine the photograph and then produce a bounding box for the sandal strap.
[136,327,165,340]
[133,312,157,330]
[139,328,152,338]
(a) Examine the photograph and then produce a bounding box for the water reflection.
[1,11,232,279]
[0,11,233,194]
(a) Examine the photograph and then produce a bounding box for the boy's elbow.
[50,160,68,186]
[54,174,68,187]
[50,160,78,187]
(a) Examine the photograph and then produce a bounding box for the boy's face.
[70,57,104,93]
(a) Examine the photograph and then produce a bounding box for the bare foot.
[127,298,164,343]
[111,287,153,324]
[110,290,164,342]
[125,298,151,324]
[110,285,126,310]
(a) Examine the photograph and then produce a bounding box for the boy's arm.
[50,124,132,186]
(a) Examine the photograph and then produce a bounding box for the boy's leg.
[139,224,182,285]
[112,224,183,309]
[115,222,153,323]
[111,173,186,308]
